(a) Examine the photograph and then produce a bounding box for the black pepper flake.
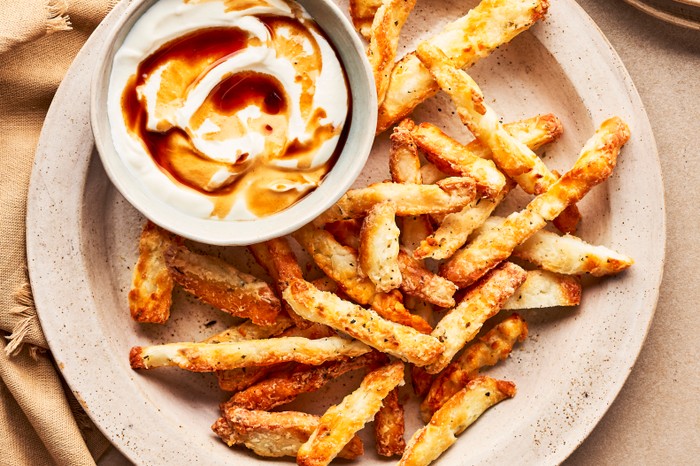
[204,320,217,327]
[485,392,490,397]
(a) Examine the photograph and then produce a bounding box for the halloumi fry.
[313,177,477,225]
[399,376,516,466]
[414,42,581,234]
[202,317,292,344]
[129,336,371,372]
[375,387,406,456]
[283,279,443,366]
[249,237,310,328]
[223,351,387,411]
[411,123,506,198]
[502,269,581,310]
[414,181,514,260]
[324,219,362,250]
[411,365,434,398]
[360,202,402,292]
[214,408,363,459]
[440,117,631,287]
[377,0,549,132]
[427,262,527,374]
[397,249,457,308]
[164,244,280,326]
[215,324,337,392]
[293,224,377,304]
[371,290,433,334]
[390,119,421,184]
[350,0,383,39]
[294,225,432,333]
[368,0,417,104]
[421,314,527,421]
[128,221,183,323]
[297,361,405,466]
[511,223,634,276]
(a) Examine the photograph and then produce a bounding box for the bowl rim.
[90,0,377,246]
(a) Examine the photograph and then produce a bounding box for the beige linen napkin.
[1,0,118,464]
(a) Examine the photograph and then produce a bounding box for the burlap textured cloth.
[0,1,118,464]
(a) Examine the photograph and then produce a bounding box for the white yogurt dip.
[108,0,350,220]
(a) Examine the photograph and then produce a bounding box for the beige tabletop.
[97,0,700,464]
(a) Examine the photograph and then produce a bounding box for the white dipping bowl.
[91,0,376,245]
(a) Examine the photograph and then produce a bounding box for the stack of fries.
[126,0,635,464]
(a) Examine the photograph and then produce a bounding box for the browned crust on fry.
[313,178,477,225]
[390,119,421,184]
[350,0,383,39]
[223,351,387,411]
[421,314,527,421]
[129,346,146,369]
[325,219,362,249]
[297,361,405,466]
[215,408,364,459]
[293,224,377,304]
[411,123,506,198]
[410,364,434,398]
[397,249,457,308]
[128,221,183,323]
[283,279,443,366]
[399,376,516,466]
[164,245,280,325]
[368,0,417,104]
[427,262,527,374]
[375,387,406,456]
[370,290,433,334]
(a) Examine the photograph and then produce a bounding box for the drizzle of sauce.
[120,14,350,219]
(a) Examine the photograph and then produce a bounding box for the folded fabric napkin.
[0,1,118,464]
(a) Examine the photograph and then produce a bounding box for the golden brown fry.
[222,351,387,411]
[213,322,335,392]
[313,177,477,225]
[411,365,434,398]
[411,123,506,198]
[294,225,432,333]
[503,270,581,310]
[377,0,549,132]
[368,0,417,104]
[399,376,516,466]
[414,42,581,234]
[414,182,513,260]
[214,407,363,459]
[297,361,405,466]
[375,387,406,456]
[164,244,280,326]
[129,336,371,372]
[397,249,457,308]
[293,224,376,304]
[511,223,634,276]
[128,221,183,324]
[427,262,527,374]
[420,163,449,185]
[350,0,383,39]
[390,119,421,184]
[421,314,527,421]
[370,290,433,334]
[359,202,402,292]
[283,279,443,366]
[324,219,362,250]
[440,117,631,287]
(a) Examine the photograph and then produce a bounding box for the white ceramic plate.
[27,0,665,464]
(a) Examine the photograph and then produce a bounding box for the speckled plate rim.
[26,0,666,464]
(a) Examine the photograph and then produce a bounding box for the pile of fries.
[126,0,634,464]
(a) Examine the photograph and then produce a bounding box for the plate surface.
[27,0,665,464]
[622,0,700,30]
